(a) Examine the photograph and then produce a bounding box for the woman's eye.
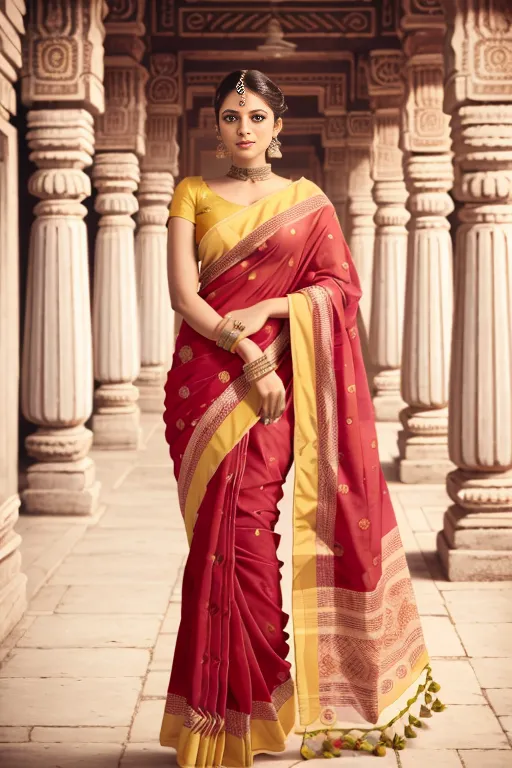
[253,115,265,122]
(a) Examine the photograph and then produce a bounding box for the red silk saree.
[160,177,445,766]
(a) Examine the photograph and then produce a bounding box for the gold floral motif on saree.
[178,345,193,363]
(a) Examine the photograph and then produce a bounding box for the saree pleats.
[161,179,445,766]
[161,350,297,766]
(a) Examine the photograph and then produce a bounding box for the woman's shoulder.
[174,175,203,194]
[299,176,326,196]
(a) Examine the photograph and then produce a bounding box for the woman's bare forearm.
[261,297,290,319]
[174,295,262,362]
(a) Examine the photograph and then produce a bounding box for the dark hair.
[214,69,288,126]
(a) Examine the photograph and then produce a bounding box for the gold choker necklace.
[226,164,272,182]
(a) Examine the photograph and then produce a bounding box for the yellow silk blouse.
[168,176,245,250]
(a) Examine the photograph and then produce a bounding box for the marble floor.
[0,414,511,767]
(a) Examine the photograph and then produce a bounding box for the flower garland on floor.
[300,663,446,759]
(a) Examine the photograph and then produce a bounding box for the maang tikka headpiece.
[236,70,247,107]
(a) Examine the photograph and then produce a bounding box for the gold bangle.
[221,328,240,350]
[215,316,231,345]
[243,354,265,371]
[245,363,277,383]
[243,354,277,382]
[229,332,247,353]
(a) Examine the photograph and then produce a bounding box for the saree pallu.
[160,179,445,766]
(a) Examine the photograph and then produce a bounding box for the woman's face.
[217,87,282,165]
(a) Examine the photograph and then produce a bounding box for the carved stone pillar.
[135,54,181,412]
[0,0,27,640]
[135,171,175,411]
[368,51,409,421]
[92,6,148,447]
[92,151,141,448]
[346,112,376,339]
[20,1,106,515]
[398,6,455,483]
[438,0,512,579]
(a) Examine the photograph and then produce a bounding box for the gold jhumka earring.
[215,134,230,159]
[267,136,282,158]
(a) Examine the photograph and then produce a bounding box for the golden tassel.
[299,663,448,759]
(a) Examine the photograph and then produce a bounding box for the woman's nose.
[237,118,252,135]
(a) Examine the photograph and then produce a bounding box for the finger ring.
[264,417,270,425]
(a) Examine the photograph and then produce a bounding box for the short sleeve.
[168,176,199,224]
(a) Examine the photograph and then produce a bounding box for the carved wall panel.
[368,50,404,98]
[105,0,145,33]
[95,57,147,154]
[444,0,512,111]
[22,0,106,113]
[347,110,372,142]
[177,6,376,38]
[401,0,444,29]
[144,54,181,174]
[151,0,175,34]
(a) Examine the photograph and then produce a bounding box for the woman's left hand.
[224,301,269,339]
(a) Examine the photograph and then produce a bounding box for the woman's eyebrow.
[221,108,269,115]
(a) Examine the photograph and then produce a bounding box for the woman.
[159,70,445,767]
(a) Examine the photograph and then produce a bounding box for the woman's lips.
[237,141,254,148]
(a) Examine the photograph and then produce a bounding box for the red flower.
[332,739,343,749]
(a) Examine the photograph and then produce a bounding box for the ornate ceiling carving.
[150,1,400,39]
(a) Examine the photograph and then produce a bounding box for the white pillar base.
[135,366,165,413]
[437,527,512,581]
[397,407,454,483]
[438,468,512,579]
[399,457,454,485]
[0,496,27,639]
[372,370,405,422]
[22,457,101,515]
[92,407,142,450]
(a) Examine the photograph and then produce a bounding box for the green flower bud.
[432,699,446,712]
[424,692,432,704]
[404,725,417,738]
[406,697,417,707]
[428,682,441,693]
[419,704,432,718]
[373,744,387,757]
[322,740,333,752]
[379,732,393,747]
[392,734,406,750]
[300,745,317,760]
[331,748,341,757]
[322,750,334,758]
[409,714,422,728]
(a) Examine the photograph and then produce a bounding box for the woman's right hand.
[235,338,285,424]
[254,370,286,424]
